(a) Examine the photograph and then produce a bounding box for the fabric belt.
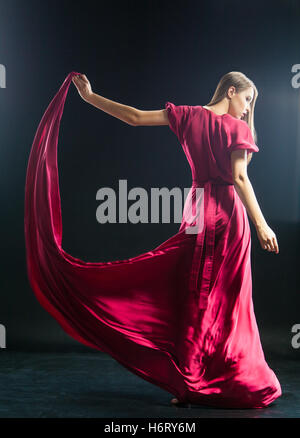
[188,180,233,310]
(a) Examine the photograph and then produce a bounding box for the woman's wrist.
[254,219,268,230]
[84,91,94,103]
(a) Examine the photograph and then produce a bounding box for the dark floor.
[0,350,298,418]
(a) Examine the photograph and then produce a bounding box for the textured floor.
[0,350,298,418]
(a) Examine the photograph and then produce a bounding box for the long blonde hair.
[205,71,258,145]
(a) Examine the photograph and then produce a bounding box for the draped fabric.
[24,72,282,408]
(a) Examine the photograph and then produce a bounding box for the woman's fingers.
[273,237,279,253]
[269,236,279,253]
[264,238,279,253]
[71,73,91,101]
[257,224,279,254]
[72,74,88,86]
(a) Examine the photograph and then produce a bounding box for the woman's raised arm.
[72,74,169,127]
[133,109,169,126]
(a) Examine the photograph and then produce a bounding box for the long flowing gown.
[24,71,282,409]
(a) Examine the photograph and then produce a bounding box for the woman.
[25,70,281,409]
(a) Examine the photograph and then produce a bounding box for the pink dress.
[24,72,282,409]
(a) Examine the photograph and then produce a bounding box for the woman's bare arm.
[133,109,169,126]
[231,149,266,228]
[85,93,138,126]
[231,150,279,253]
[86,92,169,127]
[233,176,267,229]
[234,177,279,253]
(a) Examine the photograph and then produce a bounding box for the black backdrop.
[0,0,299,357]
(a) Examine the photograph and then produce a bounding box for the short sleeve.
[226,119,259,155]
[165,101,190,144]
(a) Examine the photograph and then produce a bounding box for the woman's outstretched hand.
[256,223,279,254]
[72,74,93,102]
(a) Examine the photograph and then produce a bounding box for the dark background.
[0,0,299,357]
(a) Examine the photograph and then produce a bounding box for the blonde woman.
[25,71,281,410]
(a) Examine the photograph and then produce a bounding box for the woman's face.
[228,86,254,119]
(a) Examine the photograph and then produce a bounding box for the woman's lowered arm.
[231,149,279,254]
[72,74,169,126]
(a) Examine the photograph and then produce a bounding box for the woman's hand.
[72,74,93,102]
[256,223,279,254]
